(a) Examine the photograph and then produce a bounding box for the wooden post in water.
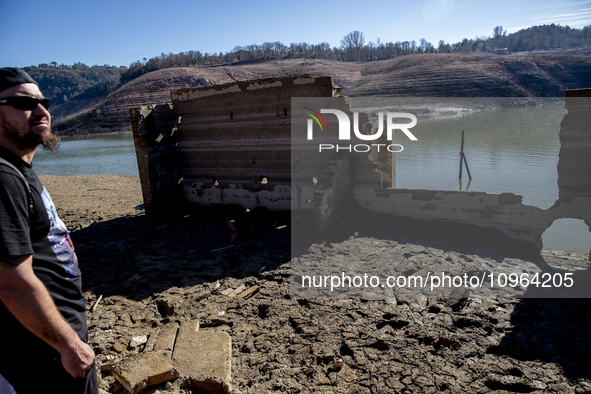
[459,131,464,180]
[459,130,472,181]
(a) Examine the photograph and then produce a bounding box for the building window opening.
[541,218,591,256]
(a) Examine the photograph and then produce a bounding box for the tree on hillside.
[419,38,435,53]
[438,40,452,53]
[492,25,507,49]
[116,23,591,81]
[24,63,123,105]
[341,31,365,61]
[493,25,507,38]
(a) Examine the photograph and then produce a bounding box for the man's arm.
[0,254,94,377]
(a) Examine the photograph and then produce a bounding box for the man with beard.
[0,68,98,393]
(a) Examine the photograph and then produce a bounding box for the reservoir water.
[387,99,590,255]
[34,133,139,176]
[34,101,590,254]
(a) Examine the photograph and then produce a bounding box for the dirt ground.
[40,174,591,394]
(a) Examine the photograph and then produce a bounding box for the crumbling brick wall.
[130,104,180,213]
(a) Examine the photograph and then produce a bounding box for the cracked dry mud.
[40,175,591,394]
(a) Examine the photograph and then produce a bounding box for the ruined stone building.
[130,76,591,257]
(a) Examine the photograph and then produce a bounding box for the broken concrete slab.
[219,287,234,296]
[236,285,259,300]
[153,321,179,360]
[112,352,178,393]
[224,284,246,298]
[171,321,232,393]
[143,327,160,352]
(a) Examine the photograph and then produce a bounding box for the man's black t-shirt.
[0,146,87,342]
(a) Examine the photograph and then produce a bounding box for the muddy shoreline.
[40,175,591,393]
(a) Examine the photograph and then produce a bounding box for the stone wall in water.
[131,79,591,256]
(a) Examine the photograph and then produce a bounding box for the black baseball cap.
[0,67,39,93]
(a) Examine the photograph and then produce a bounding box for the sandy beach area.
[40,174,591,394]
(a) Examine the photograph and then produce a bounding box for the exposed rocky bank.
[50,52,591,137]
[40,175,591,393]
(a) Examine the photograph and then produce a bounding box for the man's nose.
[32,102,50,117]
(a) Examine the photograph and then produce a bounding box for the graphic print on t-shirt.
[40,186,80,277]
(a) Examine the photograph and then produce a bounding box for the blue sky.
[1,0,590,68]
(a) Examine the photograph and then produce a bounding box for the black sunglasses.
[0,96,49,111]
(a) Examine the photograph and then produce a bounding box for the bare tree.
[492,26,507,49]
[419,38,434,53]
[340,31,365,61]
[493,25,507,38]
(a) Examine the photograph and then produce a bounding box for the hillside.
[347,52,591,97]
[51,51,591,136]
